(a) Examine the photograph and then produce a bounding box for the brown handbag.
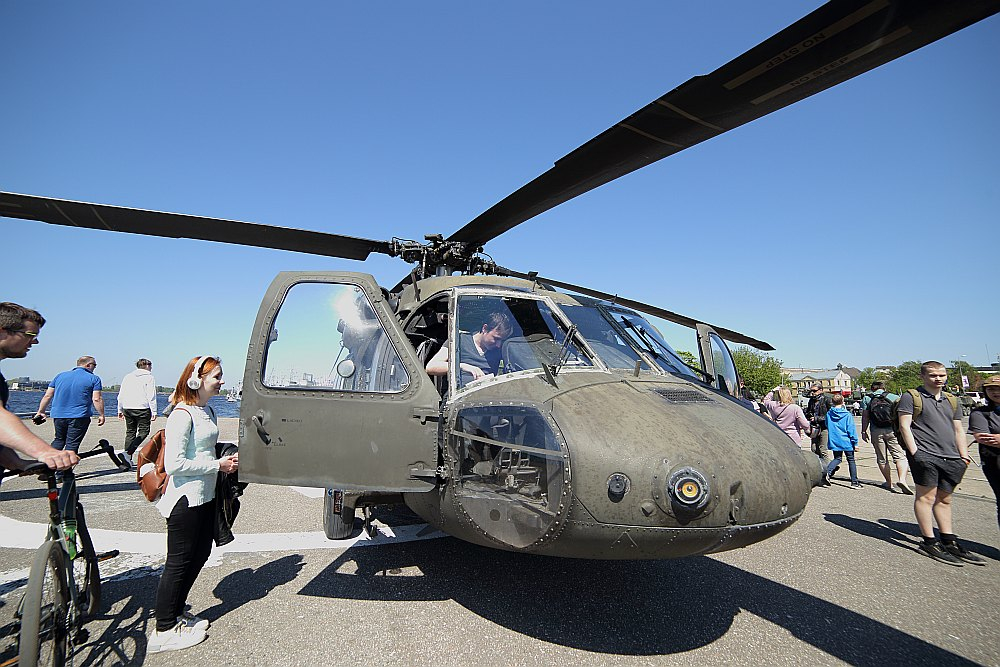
[136,428,169,502]
[135,406,191,502]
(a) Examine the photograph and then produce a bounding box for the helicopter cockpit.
[435,290,705,397]
[447,292,596,393]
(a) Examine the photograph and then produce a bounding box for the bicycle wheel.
[19,540,70,667]
[73,503,102,618]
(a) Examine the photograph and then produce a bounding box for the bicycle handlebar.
[1,439,121,480]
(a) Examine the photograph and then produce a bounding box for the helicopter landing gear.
[362,506,378,539]
[323,489,357,540]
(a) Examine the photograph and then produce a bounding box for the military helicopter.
[3,0,996,559]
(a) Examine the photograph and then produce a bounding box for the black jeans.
[155,496,216,632]
[52,416,91,453]
[811,427,830,464]
[981,445,1000,530]
[122,408,152,455]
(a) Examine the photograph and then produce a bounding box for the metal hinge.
[410,465,448,480]
[412,407,440,424]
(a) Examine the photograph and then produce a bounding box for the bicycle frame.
[14,441,121,665]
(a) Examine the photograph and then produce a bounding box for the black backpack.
[868,392,895,428]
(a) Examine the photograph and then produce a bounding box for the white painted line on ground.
[0,514,443,559]
[289,486,326,498]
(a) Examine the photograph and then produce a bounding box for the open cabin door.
[239,272,441,491]
[696,324,742,399]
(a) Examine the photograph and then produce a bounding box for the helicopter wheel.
[323,489,357,540]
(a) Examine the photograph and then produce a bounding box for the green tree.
[856,367,880,391]
[731,346,787,398]
[886,361,923,395]
[948,360,983,392]
[676,349,698,370]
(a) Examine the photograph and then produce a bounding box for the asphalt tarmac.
[1,417,997,666]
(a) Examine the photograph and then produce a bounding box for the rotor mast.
[388,234,496,280]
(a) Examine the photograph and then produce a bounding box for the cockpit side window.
[262,282,409,393]
[708,332,739,397]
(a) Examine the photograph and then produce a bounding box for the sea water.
[4,390,241,419]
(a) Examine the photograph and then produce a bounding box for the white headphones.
[187,356,214,390]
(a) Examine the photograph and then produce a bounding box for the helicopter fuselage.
[238,272,822,560]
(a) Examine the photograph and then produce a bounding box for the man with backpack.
[898,361,984,566]
[861,381,912,494]
[805,383,833,467]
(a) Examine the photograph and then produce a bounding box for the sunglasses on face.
[5,328,39,340]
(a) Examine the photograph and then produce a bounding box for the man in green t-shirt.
[861,380,912,494]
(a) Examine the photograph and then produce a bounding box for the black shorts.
[907,449,967,492]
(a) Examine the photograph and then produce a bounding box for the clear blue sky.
[3,2,998,387]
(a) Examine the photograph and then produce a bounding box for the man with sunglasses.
[35,355,105,456]
[0,302,79,479]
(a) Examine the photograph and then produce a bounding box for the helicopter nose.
[800,448,825,488]
[549,380,814,535]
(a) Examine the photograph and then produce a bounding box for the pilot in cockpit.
[426,311,513,385]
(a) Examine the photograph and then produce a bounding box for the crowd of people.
[757,365,999,566]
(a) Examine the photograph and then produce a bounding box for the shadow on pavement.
[74,566,160,667]
[823,513,922,552]
[879,518,1000,562]
[297,538,977,663]
[201,554,305,621]
[824,514,1000,564]
[0,479,138,502]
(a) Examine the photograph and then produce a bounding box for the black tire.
[19,540,70,667]
[323,489,356,540]
[74,504,101,618]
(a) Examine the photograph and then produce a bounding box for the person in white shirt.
[148,355,237,654]
[117,358,158,468]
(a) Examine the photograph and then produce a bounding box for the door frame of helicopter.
[239,272,441,492]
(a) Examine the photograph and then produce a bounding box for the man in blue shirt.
[35,356,105,454]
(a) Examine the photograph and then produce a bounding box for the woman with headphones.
[148,355,238,654]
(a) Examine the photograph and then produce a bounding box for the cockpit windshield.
[607,309,697,378]
[454,294,594,388]
[559,305,654,372]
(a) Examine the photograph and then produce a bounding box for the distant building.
[786,369,852,396]
[9,379,48,391]
[839,366,862,382]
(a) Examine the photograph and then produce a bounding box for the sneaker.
[895,480,914,495]
[943,541,987,566]
[850,483,862,489]
[147,622,207,654]
[918,541,964,567]
[879,482,896,492]
[820,472,831,487]
[181,610,210,631]
[118,451,133,471]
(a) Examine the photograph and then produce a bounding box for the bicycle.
[2,439,121,667]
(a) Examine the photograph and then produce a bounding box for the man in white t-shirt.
[117,358,157,468]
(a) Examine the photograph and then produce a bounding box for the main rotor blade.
[496,266,774,351]
[450,0,1000,246]
[0,192,392,261]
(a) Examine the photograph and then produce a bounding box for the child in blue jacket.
[825,394,860,488]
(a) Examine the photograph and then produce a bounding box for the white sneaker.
[181,610,210,631]
[118,451,133,470]
[147,621,207,654]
